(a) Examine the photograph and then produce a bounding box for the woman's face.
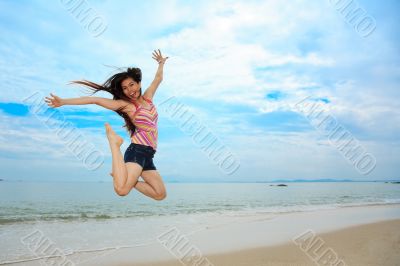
[121,77,141,100]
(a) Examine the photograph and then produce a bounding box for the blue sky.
[0,0,399,182]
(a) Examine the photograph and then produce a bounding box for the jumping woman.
[44,49,168,200]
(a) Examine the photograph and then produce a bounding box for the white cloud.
[1,0,399,181]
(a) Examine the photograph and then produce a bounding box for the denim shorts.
[124,143,157,171]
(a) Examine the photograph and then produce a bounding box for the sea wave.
[2,200,400,225]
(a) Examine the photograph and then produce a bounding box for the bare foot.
[105,123,124,147]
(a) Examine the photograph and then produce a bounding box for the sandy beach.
[83,204,400,266]
[3,204,400,266]
[134,219,400,266]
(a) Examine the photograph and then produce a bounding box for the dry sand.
[133,219,400,266]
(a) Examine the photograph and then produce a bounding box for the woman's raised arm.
[143,49,168,100]
[45,93,128,111]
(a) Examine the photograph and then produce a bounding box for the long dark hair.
[70,67,142,136]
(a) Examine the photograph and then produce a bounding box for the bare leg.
[135,181,159,199]
[110,169,161,199]
[105,123,166,200]
[105,123,127,191]
[136,170,167,200]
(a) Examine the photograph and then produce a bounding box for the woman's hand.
[45,93,64,108]
[152,49,169,65]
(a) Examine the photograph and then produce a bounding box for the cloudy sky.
[0,0,399,182]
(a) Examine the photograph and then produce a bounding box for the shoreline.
[73,204,400,265]
[1,201,399,226]
[2,203,400,266]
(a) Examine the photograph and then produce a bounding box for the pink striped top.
[130,97,158,150]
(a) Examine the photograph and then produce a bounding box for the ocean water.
[0,181,399,263]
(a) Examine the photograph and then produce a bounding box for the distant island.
[270,184,288,187]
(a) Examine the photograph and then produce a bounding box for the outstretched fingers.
[44,93,62,108]
[152,49,168,63]
[152,49,160,58]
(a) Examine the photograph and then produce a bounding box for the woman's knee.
[154,189,167,201]
[114,186,130,197]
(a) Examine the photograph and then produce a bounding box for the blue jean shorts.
[124,143,157,171]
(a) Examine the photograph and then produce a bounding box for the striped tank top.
[130,97,158,150]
